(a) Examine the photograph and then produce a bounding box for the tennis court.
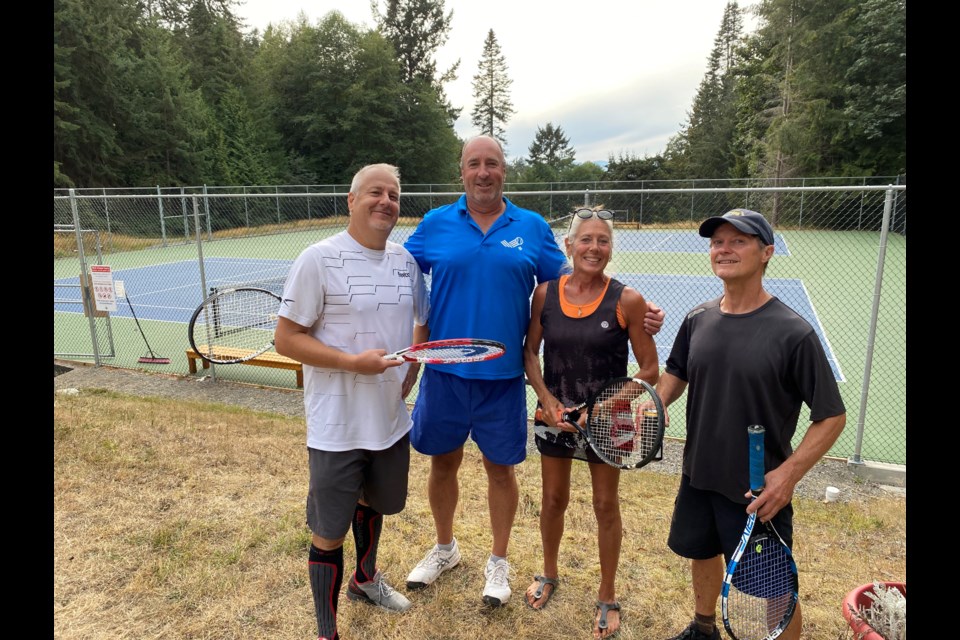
[54,217,905,465]
[54,229,837,378]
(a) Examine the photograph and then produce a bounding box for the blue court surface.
[54,251,841,382]
[54,258,292,322]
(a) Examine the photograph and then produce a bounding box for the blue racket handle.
[747,425,766,495]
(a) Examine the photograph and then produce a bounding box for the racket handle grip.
[747,424,766,493]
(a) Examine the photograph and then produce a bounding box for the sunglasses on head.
[574,208,614,221]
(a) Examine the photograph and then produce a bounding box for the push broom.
[124,292,170,364]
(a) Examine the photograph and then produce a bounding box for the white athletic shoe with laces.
[482,557,512,607]
[405,538,462,590]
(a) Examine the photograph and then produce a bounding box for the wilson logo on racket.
[609,400,636,450]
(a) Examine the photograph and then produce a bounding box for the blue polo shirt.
[405,195,569,380]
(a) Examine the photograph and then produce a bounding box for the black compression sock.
[309,544,343,639]
[351,503,383,583]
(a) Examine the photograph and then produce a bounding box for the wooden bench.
[187,346,303,388]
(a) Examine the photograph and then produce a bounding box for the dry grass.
[54,390,905,640]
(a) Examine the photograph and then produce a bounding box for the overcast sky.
[235,1,758,163]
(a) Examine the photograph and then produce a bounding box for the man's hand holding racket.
[743,459,796,525]
[350,348,407,374]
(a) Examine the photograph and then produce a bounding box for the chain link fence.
[54,180,906,467]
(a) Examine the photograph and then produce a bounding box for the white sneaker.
[405,539,462,590]
[482,557,512,607]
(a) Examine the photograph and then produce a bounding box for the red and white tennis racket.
[384,338,506,364]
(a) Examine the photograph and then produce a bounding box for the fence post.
[181,186,190,240]
[192,196,216,382]
[102,188,114,253]
[849,187,895,466]
[799,178,805,228]
[858,176,867,230]
[689,180,695,223]
[244,185,250,228]
[203,184,212,241]
[891,174,902,232]
[71,188,102,366]
[158,185,167,247]
[639,181,645,227]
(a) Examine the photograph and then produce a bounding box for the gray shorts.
[306,434,410,539]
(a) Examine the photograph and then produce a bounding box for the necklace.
[577,305,583,318]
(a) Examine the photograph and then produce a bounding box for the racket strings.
[589,381,659,466]
[195,290,279,356]
[727,536,797,639]
[403,345,504,363]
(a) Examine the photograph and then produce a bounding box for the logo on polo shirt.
[501,237,524,250]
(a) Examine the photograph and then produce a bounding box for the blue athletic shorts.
[666,473,794,561]
[411,367,528,465]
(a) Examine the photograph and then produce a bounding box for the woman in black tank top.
[522,210,661,638]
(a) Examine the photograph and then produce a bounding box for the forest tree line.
[54,0,905,190]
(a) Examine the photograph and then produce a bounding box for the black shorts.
[666,474,794,561]
[306,434,410,540]
[535,432,605,465]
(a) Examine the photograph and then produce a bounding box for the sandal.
[594,600,622,638]
[525,575,560,610]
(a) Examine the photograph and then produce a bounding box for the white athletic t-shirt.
[279,231,429,451]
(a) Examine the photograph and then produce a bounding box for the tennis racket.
[188,287,281,365]
[383,338,506,364]
[535,377,666,470]
[720,425,800,640]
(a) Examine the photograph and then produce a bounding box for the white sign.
[90,265,117,312]
[114,279,126,298]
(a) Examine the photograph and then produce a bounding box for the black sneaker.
[666,621,721,640]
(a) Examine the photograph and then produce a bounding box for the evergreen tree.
[372,0,461,121]
[744,0,861,181]
[114,20,213,185]
[840,0,905,175]
[604,152,672,183]
[672,1,745,179]
[54,0,139,186]
[528,123,575,168]
[470,29,514,147]
[524,123,575,183]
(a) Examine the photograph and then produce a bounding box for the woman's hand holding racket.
[535,377,666,470]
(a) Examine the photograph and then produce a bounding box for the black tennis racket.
[383,338,506,364]
[536,377,666,470]
[720,425,800,640]
[188,287,282,365]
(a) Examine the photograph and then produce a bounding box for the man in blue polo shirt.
[403,134,665,607]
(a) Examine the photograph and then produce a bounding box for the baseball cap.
[698,209,775,246]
